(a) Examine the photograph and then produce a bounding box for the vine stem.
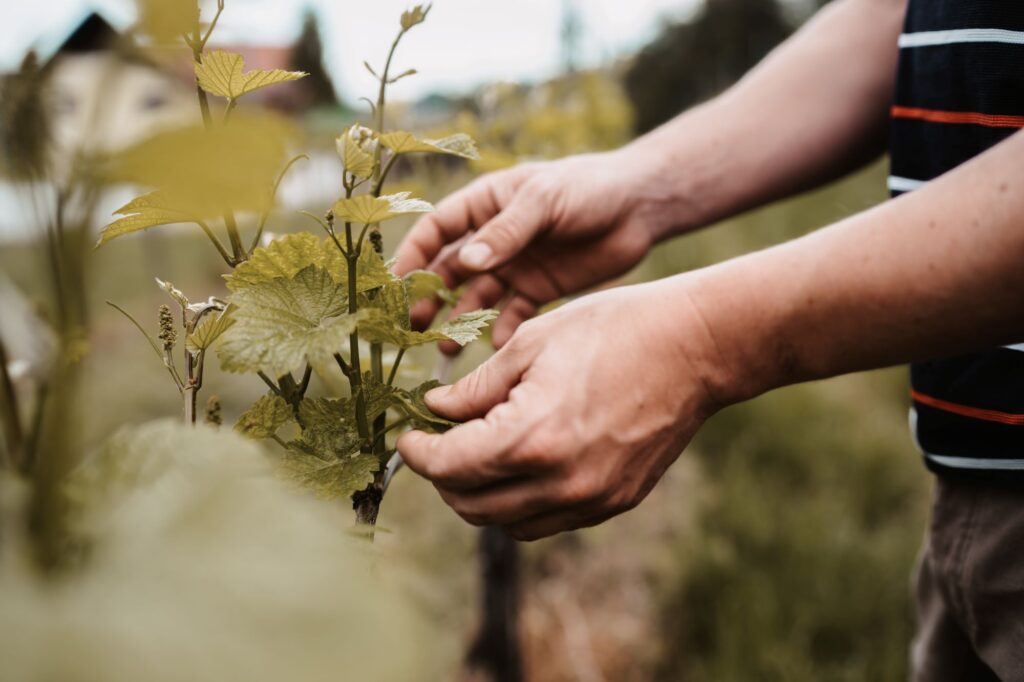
[0,337,23,469]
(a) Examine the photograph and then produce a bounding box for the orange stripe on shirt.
[891,105,1024,128]
[911,389,1024,426]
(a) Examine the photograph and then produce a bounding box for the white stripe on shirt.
[887,175,928,193]
[899,28,1024,49]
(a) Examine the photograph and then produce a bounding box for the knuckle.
[559,474,603,506]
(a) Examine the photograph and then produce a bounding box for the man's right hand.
[393,149,667,351]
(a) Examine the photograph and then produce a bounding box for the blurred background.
[0,0,928,680]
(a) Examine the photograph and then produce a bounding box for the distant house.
[42,12,195,172]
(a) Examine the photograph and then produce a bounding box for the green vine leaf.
[105,114,293,219]
[138,0,198,44]
[331,192,433,225]
[358,308,497,349]
[218,265,368,376]
[394,381,457,432]
[336,125,377,179]
[297,398,362,456]
[186,306,236,353]
[225,233,394,296]
[379,132,479,160]
[98,191,199,246]
[195,50,308,101]
[403,270,455,305]
[235,394,292,439]
[280,443,379,500]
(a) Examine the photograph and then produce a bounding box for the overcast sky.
[1,0,702,100]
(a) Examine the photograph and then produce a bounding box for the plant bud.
[158,304,176,352]
[204,395,223,426]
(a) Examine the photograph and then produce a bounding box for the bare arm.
[398,130,1024,540]
[395,0,908,340]
[631,0,907,240]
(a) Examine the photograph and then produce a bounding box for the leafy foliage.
[281,444,379,500]
[105,0,494,521]
[359,309,497,349]
[234,394,292,439]
[330,192,434,225]
[98,191,199,245]
[186,306,235,353]
[195,50,307,102]
[218,265,365,376]
[379,132,479,160]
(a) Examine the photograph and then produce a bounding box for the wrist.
[616,101,734,244]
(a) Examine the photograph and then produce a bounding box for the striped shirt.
[890,2,1024,473]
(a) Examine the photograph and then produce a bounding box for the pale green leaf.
[296,398,362,457]
[155,277,190,309]
[98,191,197,246]
[393,381,457,433]
[234,394,293,439]
[106,114,293,219]
[336,126,377,179]
[331,192,433,225]
[358,308,497,349]
[400,3,432,30]
[280,444,379,500]
[186,305,236,353]
[403,270,454,305]
[137,0,198,43]
[195,50,308,101]
[379,132,479,160]
[218,265,367,376]
[225,233,395,296]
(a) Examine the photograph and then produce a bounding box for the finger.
[492,294,538,349]
[424,339,533,421]
[436,474,571,526]
[438,274,509,356]
[398,410,528,491]
[459,186,552,272]
[504,505,618,542]
[394,174,506,276]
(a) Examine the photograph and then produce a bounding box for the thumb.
[426,339,534,421]
[458,186,551,271]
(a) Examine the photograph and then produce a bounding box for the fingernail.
[425,385,451,405]
[459,242,493,270]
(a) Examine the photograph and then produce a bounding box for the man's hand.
[397,279,723,540]
[393,151,667,351]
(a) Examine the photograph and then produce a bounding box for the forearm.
[625,0,906,241]
[681,130,1024,407]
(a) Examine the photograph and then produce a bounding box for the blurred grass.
[638,161,929,681]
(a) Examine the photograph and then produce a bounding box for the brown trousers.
[912,476,1024,681]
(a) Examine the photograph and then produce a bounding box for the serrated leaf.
[379,132,479,160]
[138,0,198,44]
[98,191,198,246]
[235,394,292,439]
[297,398,362,456]
[225,233,395,296]
[280,444,379,500]
[195,50,308,101]
[336,126,377,179]
[186,305,235,353]
[393,380,457,432]
[403,270,454,305]
[156,277,190,309]
[358,308,497,349]
[331,192,433,225]
[218,265,367,376]
[400,3,432,30]
[105,114,293,219]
